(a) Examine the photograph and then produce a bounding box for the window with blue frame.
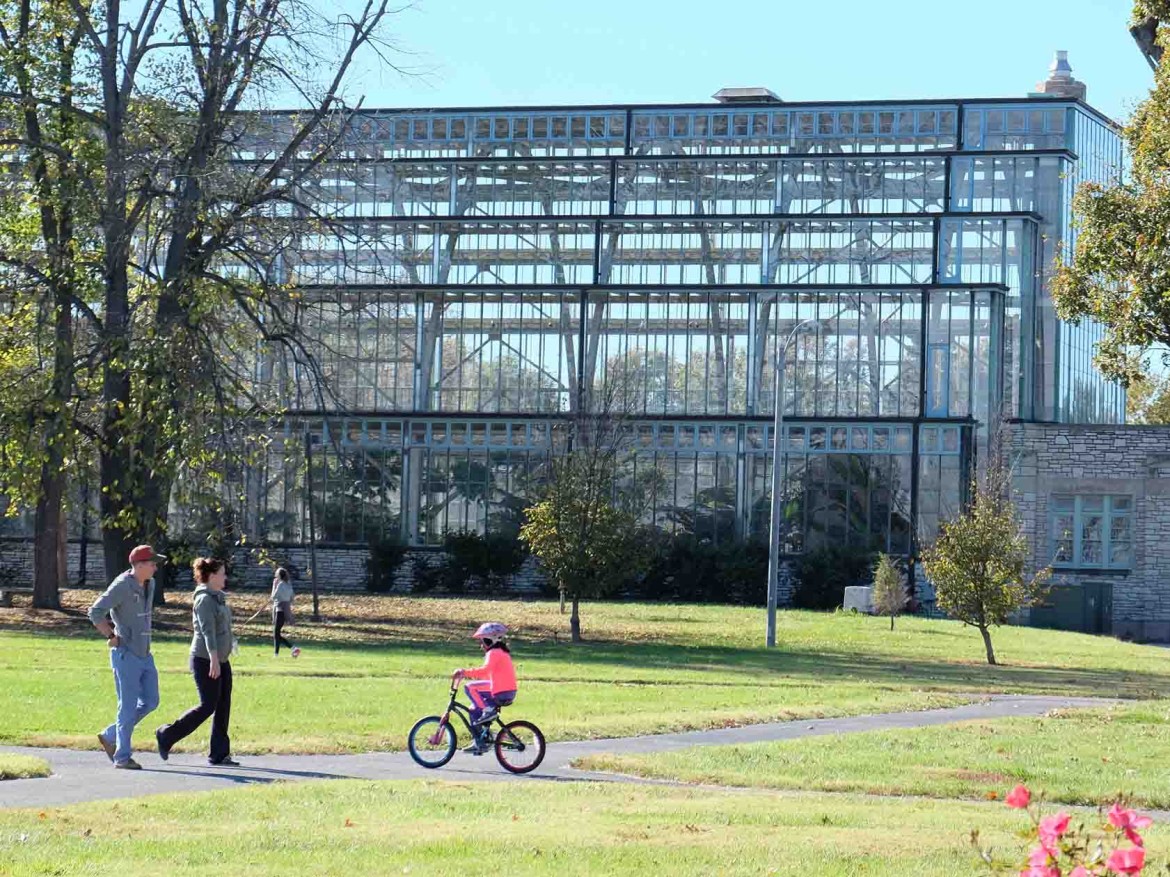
[1050,495,1133,569]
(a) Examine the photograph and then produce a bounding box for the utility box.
[843,586,874,614]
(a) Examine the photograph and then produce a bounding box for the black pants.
[158,656,232,762]
[274,609,293,653]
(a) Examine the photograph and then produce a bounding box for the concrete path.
[0,695,1114,810]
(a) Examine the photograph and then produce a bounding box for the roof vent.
[713,87,782,104]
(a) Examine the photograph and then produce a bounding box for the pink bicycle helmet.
[472,621,508,640]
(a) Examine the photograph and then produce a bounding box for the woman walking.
[272,567,299,657]
[155,557,239,766]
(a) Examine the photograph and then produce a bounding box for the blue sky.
[345,0,1152,122]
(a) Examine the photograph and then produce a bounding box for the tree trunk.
[889,613,895,631]
[32,262,76,609]
[139,473,173,606]
[32,475,64,609]
[101,521,133,585]
[570,596,581,643]
[559,588,565,614]
[979,625,997,665]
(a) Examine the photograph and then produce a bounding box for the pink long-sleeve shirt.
[461,647,517,694]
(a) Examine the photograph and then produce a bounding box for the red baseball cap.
[128,545,167,564]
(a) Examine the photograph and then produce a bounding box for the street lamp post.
[304,428,322,623]
[766,318,821,648]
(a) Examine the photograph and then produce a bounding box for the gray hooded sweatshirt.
[190,586,234,662]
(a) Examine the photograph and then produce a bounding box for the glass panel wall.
[757,289,924,419]
[618,156,946,215]
[408,420,558,543]
[916,423,968,541]
[589,290,751,416]
[422,290,579,414]
[1056,109,1127,424]
[338,110,628,158]
[961,105,1069,150]
[631,105,958,154]
[744,422,914,554]
[211,98,1127,555]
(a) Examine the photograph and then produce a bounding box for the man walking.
[89,545,165,770]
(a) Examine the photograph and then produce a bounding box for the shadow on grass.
[5,613,1168,700]
[226,634,1170,701]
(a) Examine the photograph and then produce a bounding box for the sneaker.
[97,734,115,762]
[461,742,487,756]
[155,726,172,761]
[209,756,241,766]
[114,758,142,770]
[291,647,301,658]
[475,707,498,725]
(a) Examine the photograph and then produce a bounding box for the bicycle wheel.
[407,715,457,768]
[494,720,545,774]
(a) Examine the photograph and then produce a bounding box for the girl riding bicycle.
[451,622,516,754]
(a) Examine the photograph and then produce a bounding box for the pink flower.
[1006,784,1032,809]
[1108,803,1154,848]
[1106,846,1146,875]
[1028,843,1055,867]
[1021,840,1063,877]
[1038,812,1071,844]
[1069,868,1091,877]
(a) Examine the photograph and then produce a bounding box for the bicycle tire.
[494,720,545,774]
[407,715,457,768]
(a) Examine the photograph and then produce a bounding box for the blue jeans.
[102,649,159,763]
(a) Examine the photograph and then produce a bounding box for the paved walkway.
[0,695,1114,809]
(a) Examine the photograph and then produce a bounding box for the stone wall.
[1008,422,1170,641]
[1,539,548,596]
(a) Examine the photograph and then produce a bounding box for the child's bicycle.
[408,684,546,774]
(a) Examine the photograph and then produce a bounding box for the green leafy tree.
[0,0,399,587]
[1051,4,1170,383]
[871,553,907,630]
[520,404,650,643]
[1125,356,1170,424]
[520,471,641,644]
[0,0,103,607]
[921,465,1050,665]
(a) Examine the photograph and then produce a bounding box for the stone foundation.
[0,540,550,596]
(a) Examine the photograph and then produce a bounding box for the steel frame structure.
[199,96,1126,559]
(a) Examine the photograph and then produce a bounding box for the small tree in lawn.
[519,385,653,643]
[871,553,907,631]
[520,470,641,643]
[921,463,1050,665]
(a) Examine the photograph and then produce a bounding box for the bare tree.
[49,0,398,579]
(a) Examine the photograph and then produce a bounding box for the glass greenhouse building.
[229,95,1124,563]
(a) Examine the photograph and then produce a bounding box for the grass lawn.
[0,757,49,781]
[0,778,1118,876]
[2,591,1168,754]
[573,700,1170,809]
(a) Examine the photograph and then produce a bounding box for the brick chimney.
[1033,51,1087,100]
